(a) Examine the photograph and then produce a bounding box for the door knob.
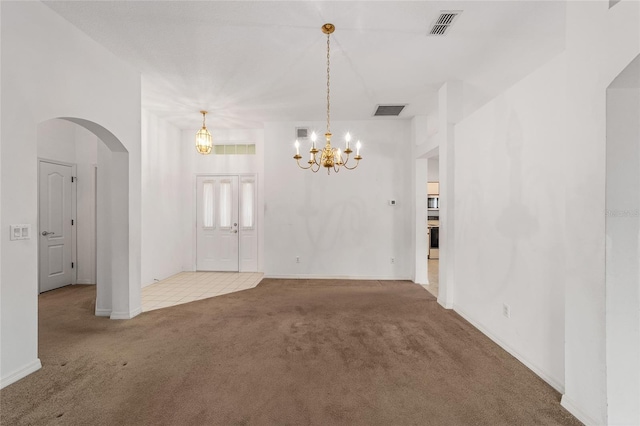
[232,230,238,233]
[41,231,55,236]
[234,223,238,227]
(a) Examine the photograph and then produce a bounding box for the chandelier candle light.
[195,110,213,155]
[293,23,362,174]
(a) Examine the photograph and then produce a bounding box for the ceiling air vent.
[374,105,406,117]
[428,11,462,36]
[295,127,309,140]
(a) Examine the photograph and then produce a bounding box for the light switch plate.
[10,224,31,240]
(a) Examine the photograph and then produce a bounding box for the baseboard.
[75,279,95,285]
[0,359,42,389]
[95,308,111,317]
[110,306,141,320]
[453,304,565,394]
[438,298,454,309]
[264,274,413,281]
[561,395,601,426]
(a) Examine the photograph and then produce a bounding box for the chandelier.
[293,23,362,174]
[195,110,213,155]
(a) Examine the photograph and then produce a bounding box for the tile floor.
[141,271,264,312]
[429,248,439,260]
[425,259,439,297]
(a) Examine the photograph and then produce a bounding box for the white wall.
[453,53,567,392]
[427,158,439,183]
[95,142,113,317]
[74,126,98,285]
[605,85,640,426]
[437,81,462,309]
[562,2,640,424]
[0,1,3,388]
[447,3,639,424]
[264,120,413,279]
[37,119,77,162]
[141,109,183,286]
[37,119,98,285]
[413,157,428,285]
[1,1,141,387]
[181,128,264,272]
[412,116,428,285]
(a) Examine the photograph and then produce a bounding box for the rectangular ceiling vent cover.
[374,105,406,117]
[295,127,309,140]
[429,11,462,36]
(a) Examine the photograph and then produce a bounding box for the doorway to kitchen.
[426,157,440,297]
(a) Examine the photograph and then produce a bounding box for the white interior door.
[197,176,239,271]
[39,161,74,292]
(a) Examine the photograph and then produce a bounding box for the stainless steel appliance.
[427,196,439,210]
[430,227,439,248]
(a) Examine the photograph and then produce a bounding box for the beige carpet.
[0,280,581,426]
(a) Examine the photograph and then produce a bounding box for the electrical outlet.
[390,257,395,264]
[296,256,300,263]
[503,303,511,318]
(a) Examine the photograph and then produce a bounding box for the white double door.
[39,161,75,292]
[196,175,257,272]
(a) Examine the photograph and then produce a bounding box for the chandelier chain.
[326,33,331,134]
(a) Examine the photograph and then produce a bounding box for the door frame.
[194,173,258,272]
[37,158,77,292]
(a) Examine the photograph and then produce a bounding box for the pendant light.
[195,110,213,155]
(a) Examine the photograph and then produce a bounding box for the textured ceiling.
[44,1,566,130]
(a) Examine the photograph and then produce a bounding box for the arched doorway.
[37,117,139,320]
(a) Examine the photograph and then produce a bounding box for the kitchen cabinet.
[428,182,439,195]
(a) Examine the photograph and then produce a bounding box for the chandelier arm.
[309,150,320,172]
[295,159,313,170]
[295,156,315,170]
[341,149,362,170]
[341,157,361,170]
[339,151,349,166]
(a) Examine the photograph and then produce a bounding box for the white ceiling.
[44,1,566,130]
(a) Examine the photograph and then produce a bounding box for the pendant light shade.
[195,111,213,155]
